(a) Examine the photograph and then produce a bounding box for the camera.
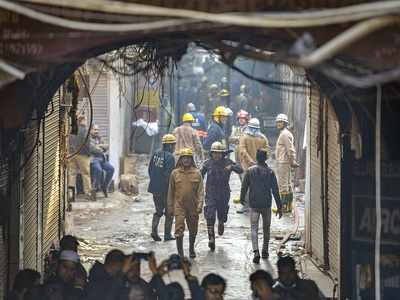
[132,252,151,261]
[167,254,182,271]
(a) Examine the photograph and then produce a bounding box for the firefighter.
[275,114,299,213]
[229,109,250,163]
[167,148,204,258]
[148,134,176,242]
[173,113,204,163]
[203,106,228,152]
[205,83,220,120]
[201,142,243,251]
[233,84,250,113]
[219,88,230,108]
[237,118,270,214]
[187,103,207,142]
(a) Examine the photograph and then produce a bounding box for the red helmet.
[237,109,249,120]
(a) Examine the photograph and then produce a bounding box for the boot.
[176,236,184,257]
[164,215,175,241]
[262,249,269,259]
[189,234,196,258]
[218,222,224,236]
[150,215,162,242]
[101,184,108,198]
[207,225,216,252]
[253,250,260,264]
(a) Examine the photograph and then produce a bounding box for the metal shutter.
[90,73,110,144]
[0,162,9,299]
[22,120,40,269]
[42,92,61,255]
[326,100,341,279]
[309,86,325,265]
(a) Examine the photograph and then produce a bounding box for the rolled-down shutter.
[23,120,40,269]
[309,86,325,265]
[42,92,61,254]
[327,100,341,280]
[90,73,109,143]
[0,162,9,299]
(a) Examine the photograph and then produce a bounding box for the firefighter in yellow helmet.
[167,148,204,258]
[203,106,228,152]
[148,134,176,241]
[173,113,204,163]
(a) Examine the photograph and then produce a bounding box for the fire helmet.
[276,113,289,123]
[219,89,230,97]
[210,141,226,153]
[182,113,195,123]
[187,103,196,112]
[179,148,193,157]
[162,134,176,144]
[213,106,229,118]
[248,118,261,129]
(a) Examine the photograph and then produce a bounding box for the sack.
[119,174,139,195]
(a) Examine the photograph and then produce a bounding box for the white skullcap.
[59,250,80,263]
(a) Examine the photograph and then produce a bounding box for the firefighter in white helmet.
[275,114,299,213]
[237,118,270,213]
[201,141,243,251]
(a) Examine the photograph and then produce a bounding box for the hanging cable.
[375,84,382,300]
[66,68,93,159]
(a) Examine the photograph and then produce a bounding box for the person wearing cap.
[27,250,84,300]
[201,141,243,251]
[240,149,283,264]
[237,118,270,214]
[68,114,96,201]
[204,106,228,153]
[90,124,114,198]
[167,148,204,258]
[187,103,208,143]
[275,114,299,213]
[148,134,176,242]
[173,113,204,163]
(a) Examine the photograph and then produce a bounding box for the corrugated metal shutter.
[0,162,9,299]
[309,86,325,265]
[42,92,61,255]
[90,73,110,144]
[326,100,341,279]
[22,120,40,269]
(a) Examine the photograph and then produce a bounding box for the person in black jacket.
[240,149,283,264]
[148,134,176,242]
[85,249,128,300]
[201,141,243,251]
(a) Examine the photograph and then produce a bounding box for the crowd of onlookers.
[8,235,324,300]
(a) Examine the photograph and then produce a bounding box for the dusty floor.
[69,154,331,299]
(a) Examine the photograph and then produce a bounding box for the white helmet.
[187,103,196,112]
[225,107,233,117]
[276,113,289,123]
[210,141,226,152]
[248,118,261,129]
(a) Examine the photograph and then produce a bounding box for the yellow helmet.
[219,89,230,97]
[182,113,195,123]
[213,106,228,117]
[162,134,176,144]
[179,148,193,157]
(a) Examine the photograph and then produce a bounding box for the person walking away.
[249,270,279,300]
[90,124,115,198]
[240,149,283,264]
[201,141,243,251]
[229,110,249,164]
[205,83,221,120]
[187,102,208,142]
[273,256,322,300]
[167,148,204,258]
[148,134,176,242]
[173,113,204,164]
[275,114,299,213]
[203,106,228,153]
[68,114,96,201]
[237,118,270,214]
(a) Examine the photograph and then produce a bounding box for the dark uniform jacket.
[147,150,175,194]
[201,158,243,203]
[273,277,322,300]
[26,276,84,300]
[204,121,225,151]
[240,162,282,209]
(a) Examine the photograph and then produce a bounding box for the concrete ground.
[68,154,335,299]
